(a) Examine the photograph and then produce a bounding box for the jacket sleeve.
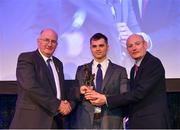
[107,58,165,108]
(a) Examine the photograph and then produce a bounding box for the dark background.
[0,79,180,129]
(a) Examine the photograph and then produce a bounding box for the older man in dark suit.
[72,33,128,129]
[10,28,72,129]
[86,34,170,129]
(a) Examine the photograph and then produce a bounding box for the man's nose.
[47,42,53,46]
[132,45,137,50]
[96,46,101,50]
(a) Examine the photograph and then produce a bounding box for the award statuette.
[83,64,95,87]
[83,65,101,114]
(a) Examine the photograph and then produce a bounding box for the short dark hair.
[90,33,108,44]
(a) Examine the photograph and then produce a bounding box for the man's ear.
[144,41,148,50]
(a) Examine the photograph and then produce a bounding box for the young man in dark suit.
[85,34,170,129]
[73,33,128,129]
[10,28,72,129]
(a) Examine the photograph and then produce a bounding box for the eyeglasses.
[40,38,58,45]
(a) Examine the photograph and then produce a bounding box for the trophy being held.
[80,64,95,95]
[83,64,95,86]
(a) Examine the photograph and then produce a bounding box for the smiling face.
[126,34,147,61]
[90,38,109,63]
[37,28,58,58]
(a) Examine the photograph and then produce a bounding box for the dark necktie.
[96,64,103,93]
[47,59,56,86]
[134,64,139,78]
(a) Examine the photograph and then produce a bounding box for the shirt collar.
[135,57,143,67]
[93,58,109,69]
[38,49,53,62]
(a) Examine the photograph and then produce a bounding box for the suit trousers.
[51,113,64,129]
[93,113,101,129]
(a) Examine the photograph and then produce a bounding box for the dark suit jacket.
[10,50,67,129]
[107,52,170,129]
[73,60,128,129]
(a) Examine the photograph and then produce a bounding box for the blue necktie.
[96,64,103,93]
[47,59,56,86]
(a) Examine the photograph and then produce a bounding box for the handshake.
[80,85,107,106]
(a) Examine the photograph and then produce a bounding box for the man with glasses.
[10,28,72,129]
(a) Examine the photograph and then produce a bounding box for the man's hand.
[58,100,72,115]
[80,85,93,94]
[85,90,106,106]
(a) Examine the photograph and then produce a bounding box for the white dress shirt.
[38,50,61,99]
[92,58,109,90]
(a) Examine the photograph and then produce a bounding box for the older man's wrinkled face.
[126,34,147,61]
[37,29,58,58]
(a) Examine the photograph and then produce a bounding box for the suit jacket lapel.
[136,52,150,79]
[130,65,135,79]
[101,61,114,91]
[35,50,57,94]
[53,57,63,86]
[53,57,65,98]
[88,61,93,71]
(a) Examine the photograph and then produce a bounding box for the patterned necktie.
[47,59,56,86]
[96,64,103,92]
[134,64,139,78]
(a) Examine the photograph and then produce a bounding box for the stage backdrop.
[0,0,180,80]
[0,81,180,129]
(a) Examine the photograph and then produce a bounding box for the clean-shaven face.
[126,34,147,61]
[90,38,109,62]
[37,29,58,58]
